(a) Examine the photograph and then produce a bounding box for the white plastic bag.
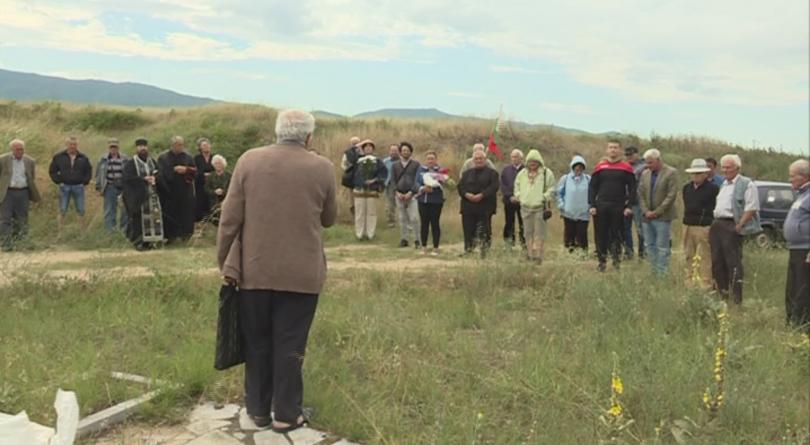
[50,389,79,445]
[0,411,55,445]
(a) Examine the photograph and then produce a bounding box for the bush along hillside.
[0,100,802,247]
[0,100,798,182]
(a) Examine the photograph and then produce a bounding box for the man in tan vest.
[0,139,41,251]
[217,109,337,433]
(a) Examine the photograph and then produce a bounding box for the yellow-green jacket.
[514,149,555,210]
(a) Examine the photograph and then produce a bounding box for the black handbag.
[214,283,245,370]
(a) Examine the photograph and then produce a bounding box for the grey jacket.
[96,153,130,192]
[0,153,41,203]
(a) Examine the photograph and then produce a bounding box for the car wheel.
[754,231,772,249]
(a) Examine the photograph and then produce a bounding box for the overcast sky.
[1,0,808,153]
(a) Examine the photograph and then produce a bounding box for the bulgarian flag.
[487,111,504,160]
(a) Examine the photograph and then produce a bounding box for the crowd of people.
[0,109,806,434]
[0,135,232,251]
[337,132,809,324]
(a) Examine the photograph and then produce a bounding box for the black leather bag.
[542,168,552,221]
[214,283,244,370]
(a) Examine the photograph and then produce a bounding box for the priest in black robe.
[122,138,160,250]
[157,136,196,241]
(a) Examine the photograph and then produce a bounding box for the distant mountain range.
[312,108,606,136]
[0,69,215,107]
[0,69,612,136]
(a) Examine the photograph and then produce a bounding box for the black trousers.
[595,204,625,265]
[709,220,743,304]
[0,189,30,250]
[786,249,810,330]
[563,217,589,251]
[239,289,319,423]
[418,202,443,248]
[462,213,492,253]
[503,201,525,246]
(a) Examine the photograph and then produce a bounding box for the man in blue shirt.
[705,158,725,187]
[623,146,646,259]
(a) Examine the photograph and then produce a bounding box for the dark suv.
[751,181,796,248]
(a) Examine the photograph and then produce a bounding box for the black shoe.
[399,239,408,248]
[598,262,607,272]
[414,241,421,249]
[251,415,272,428]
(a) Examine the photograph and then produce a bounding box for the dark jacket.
[588,160,637,209]
[500,164,523,203]
[49,150,92,185]
[682,180,719,226]
[352,157,387,192]
[458,166,499,216]
[415,165,446,204]
[392,159,421,194]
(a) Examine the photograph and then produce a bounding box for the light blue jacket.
[784,184,810,250]
[556,155,591,221]
[383,156,396,187]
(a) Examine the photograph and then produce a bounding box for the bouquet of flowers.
[358,155,378,182]
[422,167,456,190]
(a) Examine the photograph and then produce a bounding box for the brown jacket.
[0,153,41,203]
[638,163,679,221]
[217,142,337,294]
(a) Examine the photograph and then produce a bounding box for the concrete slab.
[189,403,241,423]
[253,429,290,445]
[185,419,230,436]
[185,430,243,445]
[287,427,327,444]
[238,408,262,431]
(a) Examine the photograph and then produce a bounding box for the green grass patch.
[0,247,807,443]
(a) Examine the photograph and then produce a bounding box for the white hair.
[8,139,25,149]
[790,159,810,178]
[212,154,227,168]
[472,143,486,153]
[510,149,523,158]
[275,109,315,144]
[643,148,661,160]
[720,154,742,169]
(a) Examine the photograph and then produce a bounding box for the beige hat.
[685,158,711,173]
[357,139,376,149]
[107,138,120,147]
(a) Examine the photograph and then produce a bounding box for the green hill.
[0,69,215,108]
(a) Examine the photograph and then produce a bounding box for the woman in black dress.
[193,137,215,222]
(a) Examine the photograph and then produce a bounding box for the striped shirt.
[106,155,124,182]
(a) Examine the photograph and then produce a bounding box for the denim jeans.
[59,184,86,216]
[396,198,419,242]
[103,185,128,231]
[642,219,672,274]
[624,204,644,256]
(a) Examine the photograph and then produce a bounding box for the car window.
[763,188,795,210]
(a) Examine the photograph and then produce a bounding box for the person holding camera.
[513,149,556,263]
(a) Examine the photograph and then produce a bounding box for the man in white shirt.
[0,139,41,250]
[709,154,760,304]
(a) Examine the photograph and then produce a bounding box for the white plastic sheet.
[0,388,78,445]
[51,389,79,445]
[0,411,54,445]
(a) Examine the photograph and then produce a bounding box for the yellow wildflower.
[612,376,624,395]
[607,403,622,417]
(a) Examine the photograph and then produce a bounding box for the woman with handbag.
[513,149,556,263]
